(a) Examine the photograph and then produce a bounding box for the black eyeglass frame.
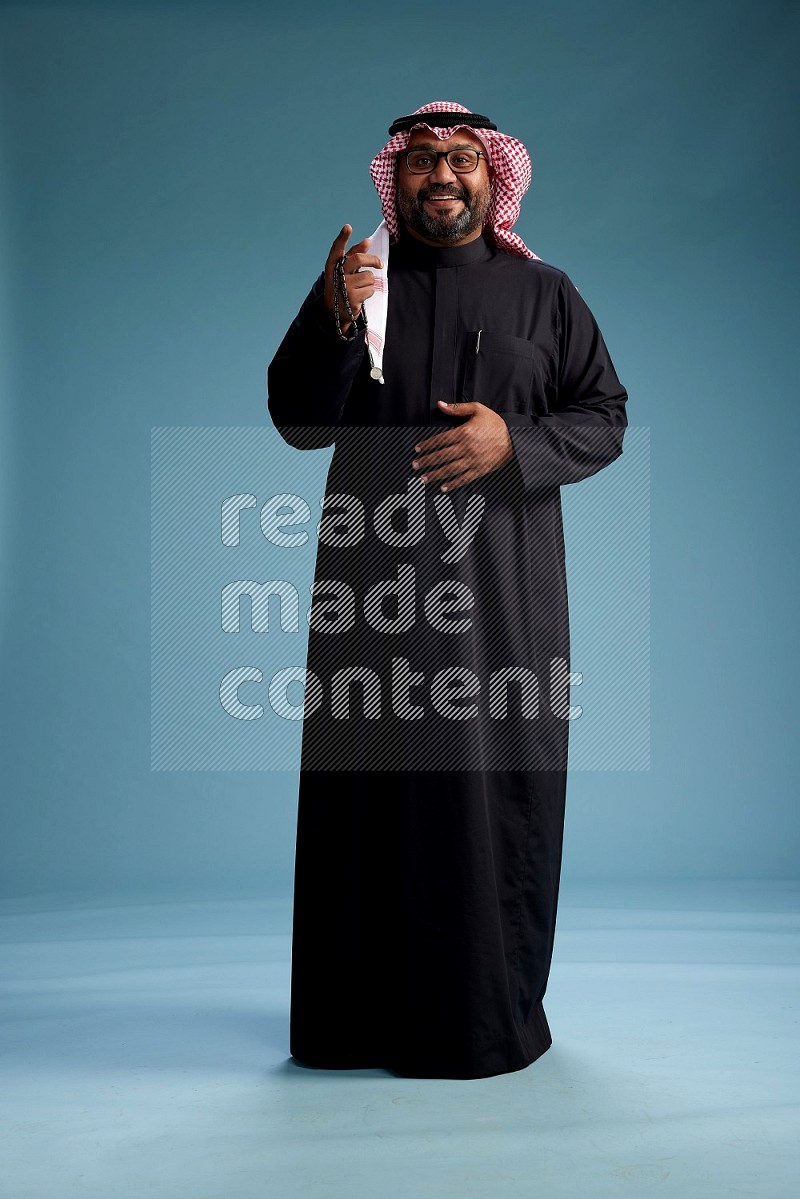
[395,148,488,175]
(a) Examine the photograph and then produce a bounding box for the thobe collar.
[360,221,495,386]
[390,228,495,269]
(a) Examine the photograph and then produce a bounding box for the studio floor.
[1,880,797,1198]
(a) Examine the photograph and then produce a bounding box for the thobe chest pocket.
[461,331,538,414]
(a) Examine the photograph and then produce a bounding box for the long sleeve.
[502,271,628,491]
[267,272,368,449]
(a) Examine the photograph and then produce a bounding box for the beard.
[396,179,491,244]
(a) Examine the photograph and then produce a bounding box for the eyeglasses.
[397,148,487,174]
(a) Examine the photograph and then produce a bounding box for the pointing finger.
[327,224,353,265]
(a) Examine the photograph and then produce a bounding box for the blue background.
[1,0,797,900]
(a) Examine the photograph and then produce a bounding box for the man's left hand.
[411,401,516,492]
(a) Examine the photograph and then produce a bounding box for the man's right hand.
[323,224,382,336]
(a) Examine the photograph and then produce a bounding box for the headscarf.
[369,99,538,259]
[361,101,539,383]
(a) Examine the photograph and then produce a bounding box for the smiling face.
[395,127,492,246]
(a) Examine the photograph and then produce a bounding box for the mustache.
[419,185,469,203]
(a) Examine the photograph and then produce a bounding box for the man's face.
[396,128,492,246]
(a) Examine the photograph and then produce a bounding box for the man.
[268,101,628,1080]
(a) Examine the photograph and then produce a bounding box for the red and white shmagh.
[369,99,538,260]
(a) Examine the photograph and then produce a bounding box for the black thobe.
[267,230,628,1079]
